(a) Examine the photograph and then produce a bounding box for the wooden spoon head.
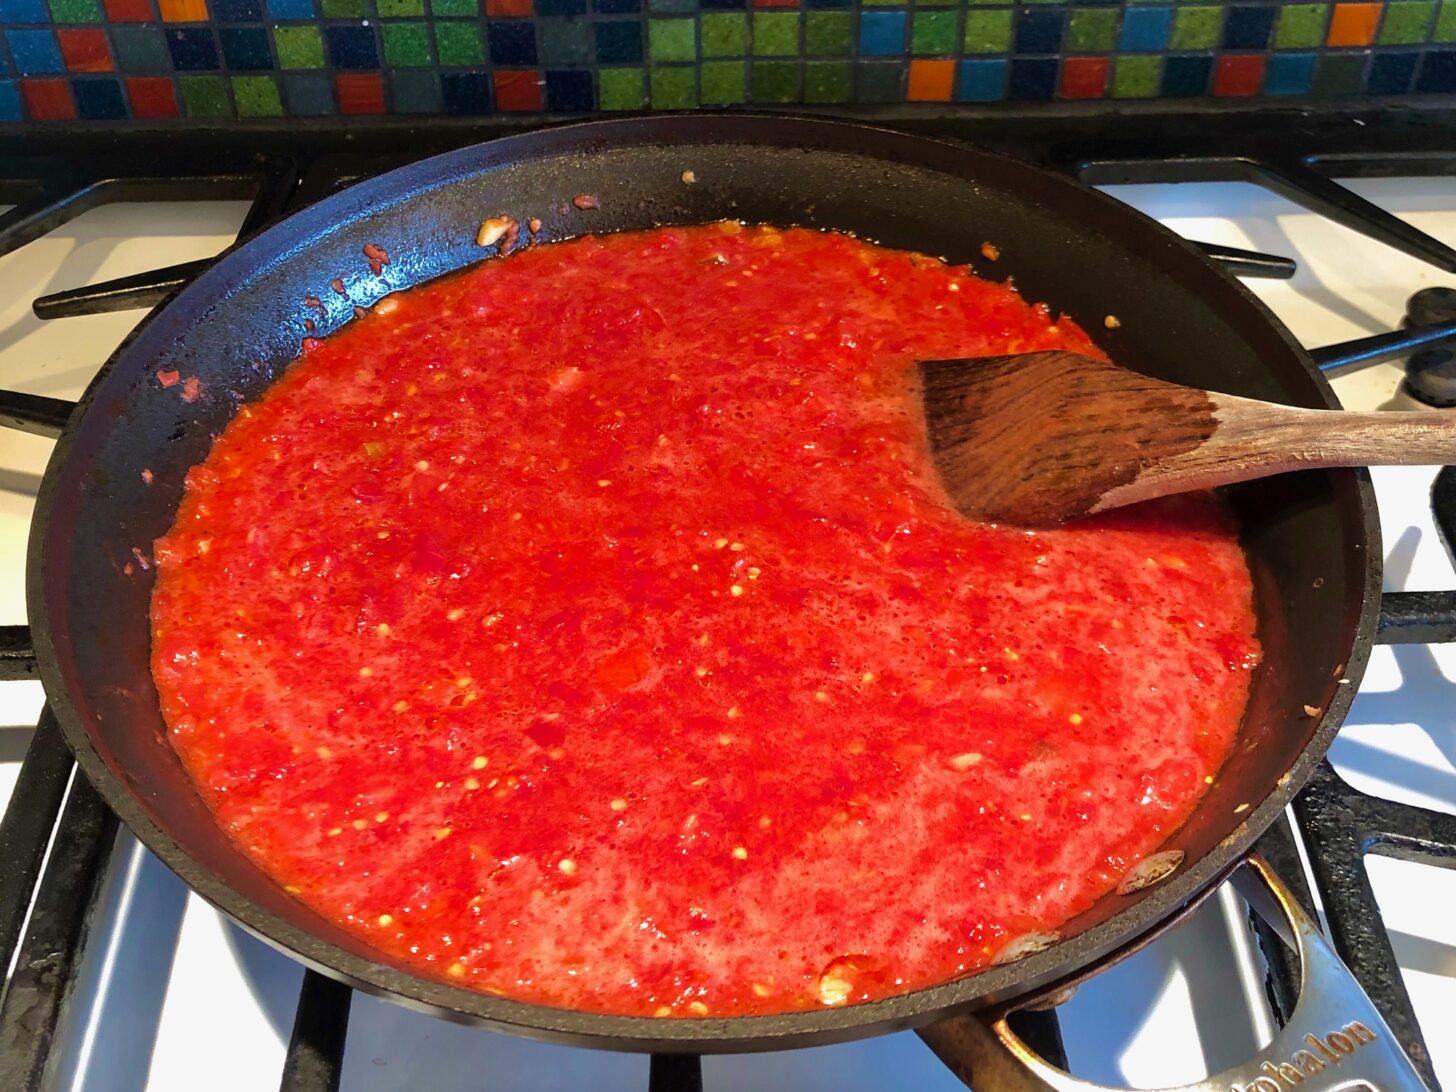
[917,351,1217,527]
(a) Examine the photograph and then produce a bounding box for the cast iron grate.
[2,111,1456,1092]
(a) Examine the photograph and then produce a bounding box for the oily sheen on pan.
[149,223,1260,1017]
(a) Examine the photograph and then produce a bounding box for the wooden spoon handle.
[1093,393,1456,513]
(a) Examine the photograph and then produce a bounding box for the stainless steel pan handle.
[919,854,1431,1092]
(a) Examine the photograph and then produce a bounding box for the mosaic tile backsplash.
[1,0,1454,121]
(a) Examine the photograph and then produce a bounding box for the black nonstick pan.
[27,114,1415,1085]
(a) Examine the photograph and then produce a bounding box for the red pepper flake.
[980,242,1000,262]
[301,337,321,353]
[330,278,347,296]
[141,468,154,485]
[156,369,180,388]
[528,218,542,235]
[363,243,391,275]
[572,193,600,211]
[122,562,135,576]
[304,295,325,312]
[181,376,202,403]
[354,305,369,320]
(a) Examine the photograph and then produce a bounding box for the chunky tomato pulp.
[151,224,1260,1017]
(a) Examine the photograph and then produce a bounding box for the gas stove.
[1,109,1454,1092]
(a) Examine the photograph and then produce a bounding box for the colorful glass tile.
[699,56,744,98]
[1327,2,1382,44]
[954,56,1004,98]
[157,0,208,21]
[1313,49,1366,89]
[804,10,848,53]
[1160,51,1209,93]
[73,74,125,113]
[1170,6,1221,49]
[592,19,641,60]
[1223,4,1274,47]
[1275,4,1327,48]
[57,27,111,69]
[0,80,19,118]
[1015,8,1063,52]
[325,24,378,66]
[595,0,641,11]
[102,0,153,21]
[854,57,900,98]
[752,10,796,53]
[963,9,1011,53]
[488,20,536,62]
[857,10,904,55]
[210,0,260,18]
[48,0,101,22]
[125,73,178,113]
[545,67,591,106]
[1119,7,1171,50]
[1111,52,1160,95]
[335,69,383,110]
[281,69,333,110]
[538,17,589,61]
[492,67,540,107]
[232,72,281,112]
[803,56,849,97]
[700,11,743,54]
[111,25,170,70]
[1436,0,1456,40]
[441,67,491,108]
[1066,10,1116,53]
[1377,0,1434,42]
[906,54,952,95]
[649,63,695,104]
[264,0,313,17]
[1009,54,1055,95]
[597,64,644,106]
[1059,53,1108,96]
[1416,45,1456,86]
[273,24,324,66]
[1367,47,1417,84]
[537,0,584,13]
[1263,49,1316,91]
[648,16,692,60]
[23,75,76,115]
[0,0,48,24]
[749,56,796,97]
[166,27,218,68]
[391,67,440,109]
[8,29,65,73]
[219,26,272,68]
[434,21,483,63]
[178,71,229,112]
[382,21,431,63]
[1214,51,1263,92]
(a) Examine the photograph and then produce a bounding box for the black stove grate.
[2,109,1456,1092]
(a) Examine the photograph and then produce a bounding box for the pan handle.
[918,854,1431,1092]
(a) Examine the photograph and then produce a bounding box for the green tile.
[377,0,423,14]
[599,66,646,109]
[752,12,798,54]
[273,25,324,67]
[1275,3,1327,47]
[381,21,430,64]
[1065,8,1115,51]
[1313,52,1366,94]
[701,13,746,56]
[180,74,231,117]
[1437,0,1456,40]
[430,0,476,14]
[539,19,591,62]
[112,26,171,72]
[804,58,851,100]
[321,0,367,17]
[749,59,798,101]
[433,20,483,63]
[1378,0,1434,43]
[650,65,695,106]
[805,11,851,53]
[649,17,695,61]
[962,8,1011,52]
[700,58,745,102]
[1111,54,1161,97]
[232,75,283,116]
[47,0,100,23]
[649,0,695,12]
[1170,6,1221,49]
[911,9,957,53]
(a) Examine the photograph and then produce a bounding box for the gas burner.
[1405,288,1456,408]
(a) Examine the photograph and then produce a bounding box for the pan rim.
[27,112,1382,1051]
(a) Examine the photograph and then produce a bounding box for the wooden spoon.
[918,349,1456,527]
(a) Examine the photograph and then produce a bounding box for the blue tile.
[487,22,537,64]
[211,0,262,18]
[1009,56,1056,98]
[325,25,379,68]
[955,57,1005,100]
[806,0,850,7]
[0,80,20,120]
[1015,8,1063,53]
[265,0,314,16]
[858,11,904,56]
[1119,7,1171,51]
[7,30,64,75]
[1222,5,1274,49]
[391,68,440,110]
[536,0,585,12]
[74,77,127,118]
[545,67,591,109]
[167,28,220,70]
[1161,53,1211,96]
[0,0,48,22]
[1368,51,1417,94]
[0,52,7,76]
[594,20,641,62]
[220,26,273,69]
[595,0,641,11]
[283,71,333,113]
[1417,50,1456,92]
[1264,51,1315,95]
[441,69,490,112]
[700,0,744,7]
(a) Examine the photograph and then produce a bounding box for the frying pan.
[26,114,1416,1083]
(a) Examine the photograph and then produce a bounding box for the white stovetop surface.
[0,177,1452,1092]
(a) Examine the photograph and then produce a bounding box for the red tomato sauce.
[151,224,1260,1017]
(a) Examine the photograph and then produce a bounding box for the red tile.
[58,29,113,73]
[1214,53,1265,96]
[22,79,76,121]
[336,72,385,114]
[103,0,154,20]
[127,76,179,118]
[906,59,954,102]
[493,69,542,111]
[484,0,532,15]
[1059,56,1108,99]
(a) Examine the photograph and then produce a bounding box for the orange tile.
[157,0,207,20]
[1326,2,1381,45]
[906,59,954,102]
